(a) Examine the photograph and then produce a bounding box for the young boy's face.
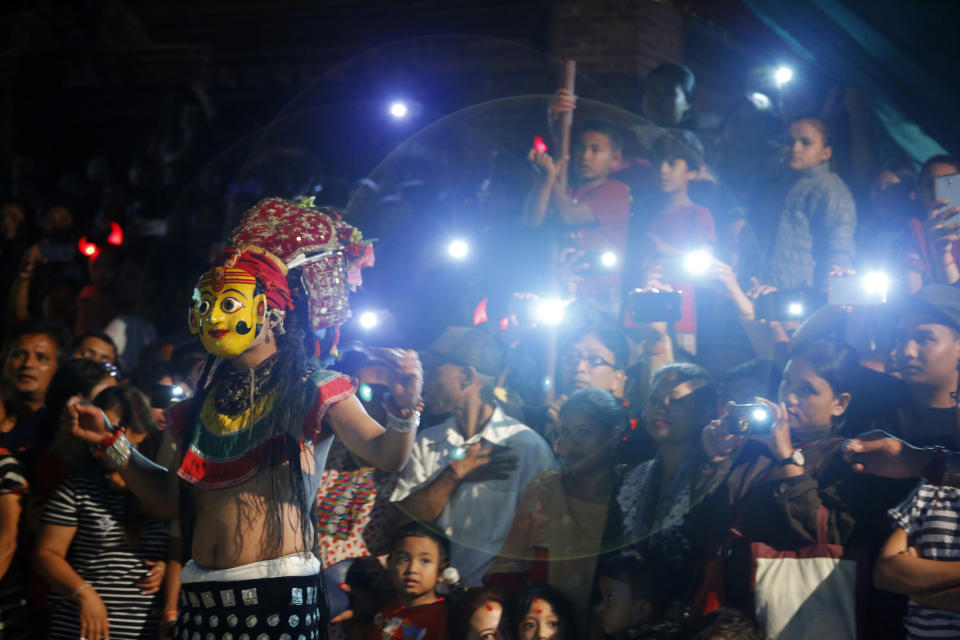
[597,577,648,635]
[389,536,442,604]
[787,120,831,171]
[658,157,696,195]
[575,131,620,181]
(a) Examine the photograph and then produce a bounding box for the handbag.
[692,505,867,639]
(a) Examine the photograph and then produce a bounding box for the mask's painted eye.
[197,299,211,316]
[221,297,244,313]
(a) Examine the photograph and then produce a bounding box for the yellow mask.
[188,267,268,359]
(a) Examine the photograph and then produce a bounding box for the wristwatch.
[776,449,805,468]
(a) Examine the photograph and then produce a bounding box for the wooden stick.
[557,59,577,192]
[544,59,576,405]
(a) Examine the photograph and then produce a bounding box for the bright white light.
[171,385,185,398]
[358,311,379,330]
[535,298,566,326]
[862,271,889,300]
[788,302,805,317]
[389,101,409,118]
[774,66,794,87]
[684,250,711,276]
[600,251,617,268]
[447,239,469,260]
[752,408,769,422]
[749,92,772,110]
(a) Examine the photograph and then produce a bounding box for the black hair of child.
[921,154,960,176]
[648,62,696,101]
[686,607,763,640]
[390,521,451,564]
[596,551,670,616]
[516,584,577,637]
[787,113,833,148]
[651,129,705,172]
[577,118,624,154]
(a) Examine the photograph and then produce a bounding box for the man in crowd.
[392,327,557,586]
[2,320,69,414]
[890,284,960,448]
[71,331,118,367]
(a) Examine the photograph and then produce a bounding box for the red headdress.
[229,197,374,332]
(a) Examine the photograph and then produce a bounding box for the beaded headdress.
[229,196,374,332]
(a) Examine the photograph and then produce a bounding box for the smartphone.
[935,172,960,225]
[627,289,683,323]
[828,275,887,306]
[149,383,187,409]
[754,289,824,321]
[724,403,775,436]
[575,250,618,278]
[38,242,76,263]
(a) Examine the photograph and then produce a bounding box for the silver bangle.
[385,411,420,434]
[98,431,133,471]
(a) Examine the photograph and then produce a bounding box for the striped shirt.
[0,452,29,640]
[889,482,960,639]
[42,472,169,640]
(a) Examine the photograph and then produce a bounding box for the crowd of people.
[0,57,959,640]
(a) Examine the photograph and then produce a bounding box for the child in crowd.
[515,584,574,640]
[761,115,856,290]
[367,522,451,640]
[448,587,510,640]
[524,119,632,308]
[595,552,676,640]
[641,130,716,353]
[875,480,960,638]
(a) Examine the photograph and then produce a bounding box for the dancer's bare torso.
[190,440,320,569]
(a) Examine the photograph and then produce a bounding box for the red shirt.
[366,598,448,640]
[648,202,716,250]
[649,203,716,334]
[569,179,632,252]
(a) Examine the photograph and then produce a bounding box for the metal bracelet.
[99,431,133,471]
[385,410,420,434]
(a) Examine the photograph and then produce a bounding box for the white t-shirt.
[391,406,557,586]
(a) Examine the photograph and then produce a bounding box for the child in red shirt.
[366,523,451,640]
[644,131,716,350]
[524,119,632,305]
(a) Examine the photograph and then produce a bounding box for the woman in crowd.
[487,388,623,626]
[703,339,912,550]
[449,587,511,640]
[31,358,118,497]
[700,339,914,637]
[614,362,720,615]
[34,384,168,640]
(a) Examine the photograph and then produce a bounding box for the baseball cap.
[902,284,960,331]
[420,327,503,377]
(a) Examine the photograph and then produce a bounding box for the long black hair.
[186,270,318,559]
[94,385,159,548]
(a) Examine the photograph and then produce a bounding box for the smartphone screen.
[935,173,960,225]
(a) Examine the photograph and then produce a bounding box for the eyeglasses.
[561,352,615,369]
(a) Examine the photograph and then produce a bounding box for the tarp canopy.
[744,0,957,163]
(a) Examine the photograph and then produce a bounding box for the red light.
[499,317,510,331]
[473,298,489,325]
[533,136,548,153]
[107,221,123,245]
[77,237,100,261]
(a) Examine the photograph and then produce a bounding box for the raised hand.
[368,348,423,412]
